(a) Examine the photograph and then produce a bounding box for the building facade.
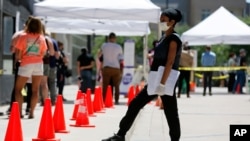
[151,0,246,26]
[0,0,33,104]
[188,0,246,26]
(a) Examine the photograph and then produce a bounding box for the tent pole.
[143,35,149,83]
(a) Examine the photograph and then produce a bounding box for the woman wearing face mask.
[102,8,182,141]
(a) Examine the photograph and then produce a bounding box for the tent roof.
[43,17,150,36]
[34,0,161,23]
[181,6,250,46]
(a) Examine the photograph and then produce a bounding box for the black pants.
[9,61,20,111]
[57,69,65,95]
[176,70,190,96]
[228,72,236,92]
[203,71,213,94]
[25,83,32,112]
[117,85,181,141]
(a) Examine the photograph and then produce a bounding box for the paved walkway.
[0,85,250,141]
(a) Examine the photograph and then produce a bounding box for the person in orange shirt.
[14,17,52,118]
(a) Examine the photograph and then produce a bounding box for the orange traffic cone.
[99,86,105,109]
[70,95,95,127]
[135,84,140,96]
[105,85,114,108]
[70,90,83,120]
[53,95,69,133]
[127,85,135,105]
[33,99,60,141]
[86,88,96,117]
[4,102,23,141]
[93,86,104,113]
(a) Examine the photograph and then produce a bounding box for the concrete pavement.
[0,85,250,141]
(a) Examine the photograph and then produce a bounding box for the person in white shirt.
[100,32,124,105]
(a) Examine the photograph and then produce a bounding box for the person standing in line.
[14,17,53,118]
[100,32,124,105]
[95,49,103,86]
[48,37,60,105]
[175,43,193,98]
[39,27,55,106]
[227,52,237,93]
[232,49,247,94]
[25,78,32,115]
[56,41,68,101]
[6,16,32,115]
[102,8,182,141]
[201,45,216,96]
[77,47,95,93]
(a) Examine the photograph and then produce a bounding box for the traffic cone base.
[32,138,60,141]
[89,114,97,117]
[69,124,95,128]
[55,130,70,133]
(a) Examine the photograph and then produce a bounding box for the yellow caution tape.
[194,73,229,80]
[179,66,248,71]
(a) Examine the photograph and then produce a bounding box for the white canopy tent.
[181,6,250,46]
[43,17,150,36]
[34,0,161,81]
[34,0,161,23]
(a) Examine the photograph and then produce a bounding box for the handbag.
[64,68,72,78]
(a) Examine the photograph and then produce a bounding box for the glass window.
[3,16,14,55]
[201,9,211,20]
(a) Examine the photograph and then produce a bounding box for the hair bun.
[162,8,182,23]
[174,9,182,23]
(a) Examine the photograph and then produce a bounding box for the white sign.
[120,40,135,95]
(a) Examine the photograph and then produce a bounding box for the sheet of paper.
[147,66,180,96]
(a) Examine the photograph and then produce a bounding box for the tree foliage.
[91,17,250,66]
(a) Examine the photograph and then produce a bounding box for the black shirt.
[150,32,182,71]
[240,56,247,71]
[77,54,95,71]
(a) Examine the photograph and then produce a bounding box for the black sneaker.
[102,134,125,141]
